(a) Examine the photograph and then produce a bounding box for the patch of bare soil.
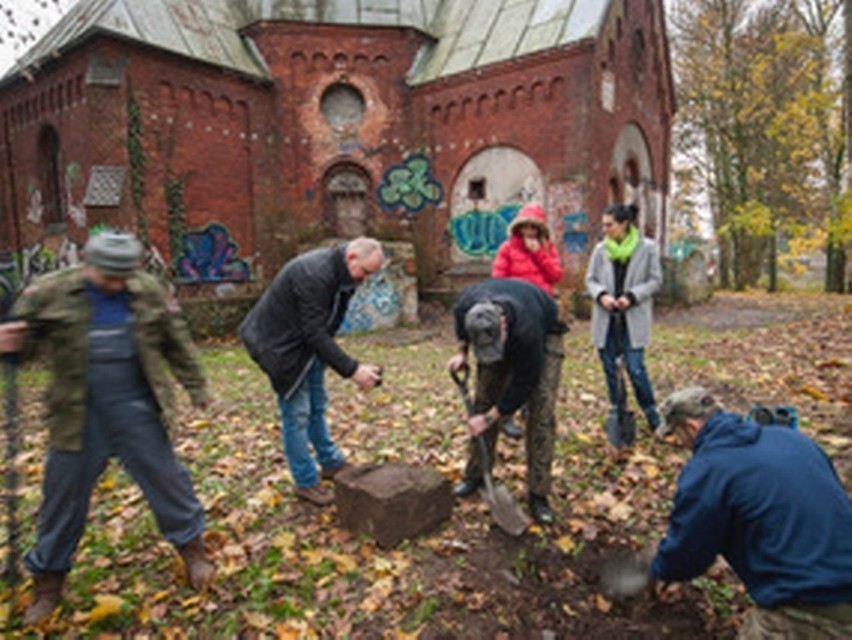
[656,291,845,331]
[417,533,717,639]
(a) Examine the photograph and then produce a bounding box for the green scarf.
[604,225,639,263]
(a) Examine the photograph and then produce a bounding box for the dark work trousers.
[24,323,205,574]
[464,332,564,496]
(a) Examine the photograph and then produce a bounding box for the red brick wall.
[410,43,597,285]
[0,48,94,252]
[119,42,276,280]
[588,0,675,232]
[0,0,674,293]
[0,36,279,284]
[244,22,432,254]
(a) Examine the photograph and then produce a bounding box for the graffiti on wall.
[448,204,520,257]
[174,223,251,283]
[26,181,43,224]
[24,161,87,227]
[15,237,82,287]
[338,141,383,159]
[0,252,18,317]
[377,153,443,216]
[339,271,402,334]
[562,212,589,254]
[65,161,86,228]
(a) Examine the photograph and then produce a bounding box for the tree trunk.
[768,232,778,292]
[826,240,848,292]
[719,237,732,290]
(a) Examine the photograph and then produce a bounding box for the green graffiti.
[377,153,443,215]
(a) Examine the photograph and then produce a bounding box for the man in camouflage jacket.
[0,231,215,626]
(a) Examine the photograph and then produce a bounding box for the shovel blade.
[485,483,529,536]
[600,553,650,598]
[605,409,636,449]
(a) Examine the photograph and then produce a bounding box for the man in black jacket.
[239,238,384,506]
[447,278,567,524]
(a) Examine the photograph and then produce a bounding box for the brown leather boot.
[178,536,215,593]
[23,572,66,626]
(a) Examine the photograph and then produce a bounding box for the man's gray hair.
[347,237,383,261]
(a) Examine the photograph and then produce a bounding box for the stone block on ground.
[334,463,452,548]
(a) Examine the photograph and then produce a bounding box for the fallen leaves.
[0,293,846,636]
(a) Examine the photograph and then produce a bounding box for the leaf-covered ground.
[0,292,849,638]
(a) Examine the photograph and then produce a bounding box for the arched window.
[38,126,63,225]
[320,83,365,129]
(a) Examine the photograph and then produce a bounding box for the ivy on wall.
[165,174,187,260]
[126,88,148,242]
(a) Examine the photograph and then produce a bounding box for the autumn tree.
[670,0,847,291]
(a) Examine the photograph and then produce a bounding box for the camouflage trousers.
[738,602,852,639]
[464,332,564,496]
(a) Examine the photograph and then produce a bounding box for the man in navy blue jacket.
[447,278,567,524]
[652,387,852,638]
[240,238,385,506]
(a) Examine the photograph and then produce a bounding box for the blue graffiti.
[448,204,520,257]
[174,223,251,283]
[0,251,18,318]
[338,141,383,158]
[377,153,443,215]
[339,273,402,334]
[563,212,589,254]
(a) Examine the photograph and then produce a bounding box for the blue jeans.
[277,358,346,488]
[598,319,660,428]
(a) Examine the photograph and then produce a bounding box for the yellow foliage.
[555,535,577,554]
[88,594,125,623]
[731,200,773,237]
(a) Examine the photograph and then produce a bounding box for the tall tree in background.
[787,0,846,293]
[671,0,847,291]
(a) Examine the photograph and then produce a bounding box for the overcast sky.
[0,0,78,75]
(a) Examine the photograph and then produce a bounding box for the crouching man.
[651,387,852,638]
[0,232,216,625]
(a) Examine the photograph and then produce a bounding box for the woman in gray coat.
[585,204,662,446]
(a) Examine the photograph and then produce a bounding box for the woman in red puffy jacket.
[491,203,564,438]
[492,203,563,295]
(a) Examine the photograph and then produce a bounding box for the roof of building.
[3,0,270,82]
[235,0,443,34]
[410,0,608,84]
[3,0,610,86]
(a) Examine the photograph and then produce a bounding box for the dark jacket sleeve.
[651,459,730,582]
[496,317,544,415]
[292,263,358,378]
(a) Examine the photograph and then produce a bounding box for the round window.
[320,83,366,128]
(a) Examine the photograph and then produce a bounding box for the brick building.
[0,0,674,309]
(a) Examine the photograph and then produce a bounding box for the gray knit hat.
[84,231,143,277]
[465,301,504,364]
[655,386,721,437]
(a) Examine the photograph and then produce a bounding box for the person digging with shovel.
[447,278,567,526]
[647,387,852,638]
[0,231,216,627]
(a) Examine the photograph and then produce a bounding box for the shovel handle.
[449,365,469,392]
[450,366,475,416]
[475,434,497,502]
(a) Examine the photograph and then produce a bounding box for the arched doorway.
[448,146,545,264]
[323,163,371,238]
[610,122,658,240]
